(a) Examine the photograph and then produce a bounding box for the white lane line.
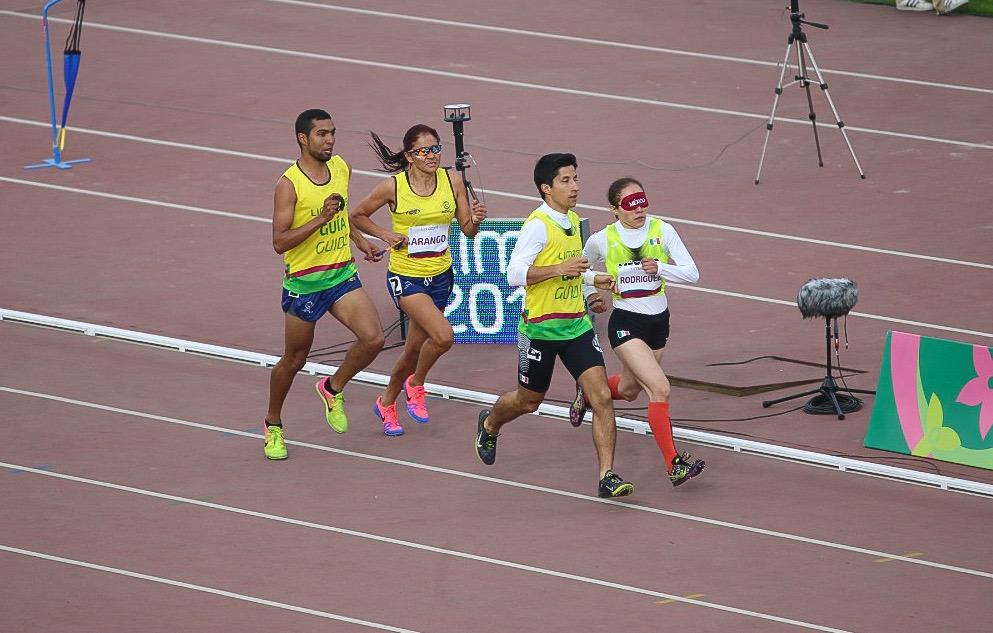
[2,386,990,581]
[0,176,269,223]
[0,544,425,633]
[2,123,990,273]
[2,11,990,151]
[0,468,864,633]
[453,184,993,271]
[259,0,993,96]
[1,176,989,339]
[672,285,993,340]
[0,116,288,163]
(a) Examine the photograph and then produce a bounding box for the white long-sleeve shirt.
[505,202,575,287]
[582,217,699,315]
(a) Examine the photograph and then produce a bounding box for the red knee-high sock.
[587,374,624,407]
[607,374,624,400]
[647,402,678,471]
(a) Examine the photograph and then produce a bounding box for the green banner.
[864,331,993,470]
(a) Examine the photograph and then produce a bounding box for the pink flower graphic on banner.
[956,345,993,440]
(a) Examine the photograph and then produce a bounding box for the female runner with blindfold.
[349,124,486,436]
[574,177,706,486]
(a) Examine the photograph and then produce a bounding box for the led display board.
[441,217,589,344]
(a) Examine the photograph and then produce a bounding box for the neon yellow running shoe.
[316,379,348,433]
[263,424,287,460]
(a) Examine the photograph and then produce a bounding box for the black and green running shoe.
[475,409,498,465]
[670,453,706,487]
[598,470,634,498]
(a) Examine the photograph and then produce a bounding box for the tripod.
[762,317,875,420]
[755,1,865,184]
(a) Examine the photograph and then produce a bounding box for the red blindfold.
[619,191,649,211]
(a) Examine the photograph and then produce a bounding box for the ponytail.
[369,131,409,173]
[369,124,441,174]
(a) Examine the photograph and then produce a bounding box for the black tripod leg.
[825,388,846,420]
[797,42,823,167]
[844,388,876,395]
[763,387,821,408]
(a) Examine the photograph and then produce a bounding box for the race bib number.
[616,261,661,298]
[407,224,449,258]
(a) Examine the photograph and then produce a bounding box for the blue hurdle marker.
[24,0,91,171]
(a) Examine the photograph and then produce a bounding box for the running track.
[1,2,992,632]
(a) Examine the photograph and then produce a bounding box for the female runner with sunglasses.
[573,177,705,486]
[349,124,486,435]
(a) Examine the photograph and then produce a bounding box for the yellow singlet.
[388,168,457,277]
[605,217,669,299]
[281,156,356,294]
[519,208,592,341]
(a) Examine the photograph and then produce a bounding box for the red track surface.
[2,2,992,632]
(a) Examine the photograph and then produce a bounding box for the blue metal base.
[24,156,91,170]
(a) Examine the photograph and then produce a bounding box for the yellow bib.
[519,208,592,341]
[605,217,669,299]
[281,156,357,294]
[389,168,457,277]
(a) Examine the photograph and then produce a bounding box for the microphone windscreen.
[797,278,858,319]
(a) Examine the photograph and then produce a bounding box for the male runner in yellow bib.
[349,124,486,436]
[263,109,386,460]
[473,153,635,498]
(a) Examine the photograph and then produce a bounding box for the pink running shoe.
[374,397,404,436]
[403,375,430,424]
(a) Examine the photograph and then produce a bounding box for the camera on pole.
[443,103,479,202]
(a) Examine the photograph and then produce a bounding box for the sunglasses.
[407,144,443,158]
[619,191,649,211]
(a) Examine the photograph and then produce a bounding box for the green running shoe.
[264,424,287,460]
[598,470,634,498]
[316,379,348,434]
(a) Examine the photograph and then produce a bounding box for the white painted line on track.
[259,0,993,96]
[2,171,988,271]
[0,116,288,163]
[0,468,898,633]
[2,11,990,151]
[2,387,991,581]
[0,544,425,633]
[671,285,993,340]
[439,184,993,271]
[0,176,270,223]
[1,174,989,339]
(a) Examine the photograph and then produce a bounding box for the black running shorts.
[517,328,605,393]
[607,308,670,350]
